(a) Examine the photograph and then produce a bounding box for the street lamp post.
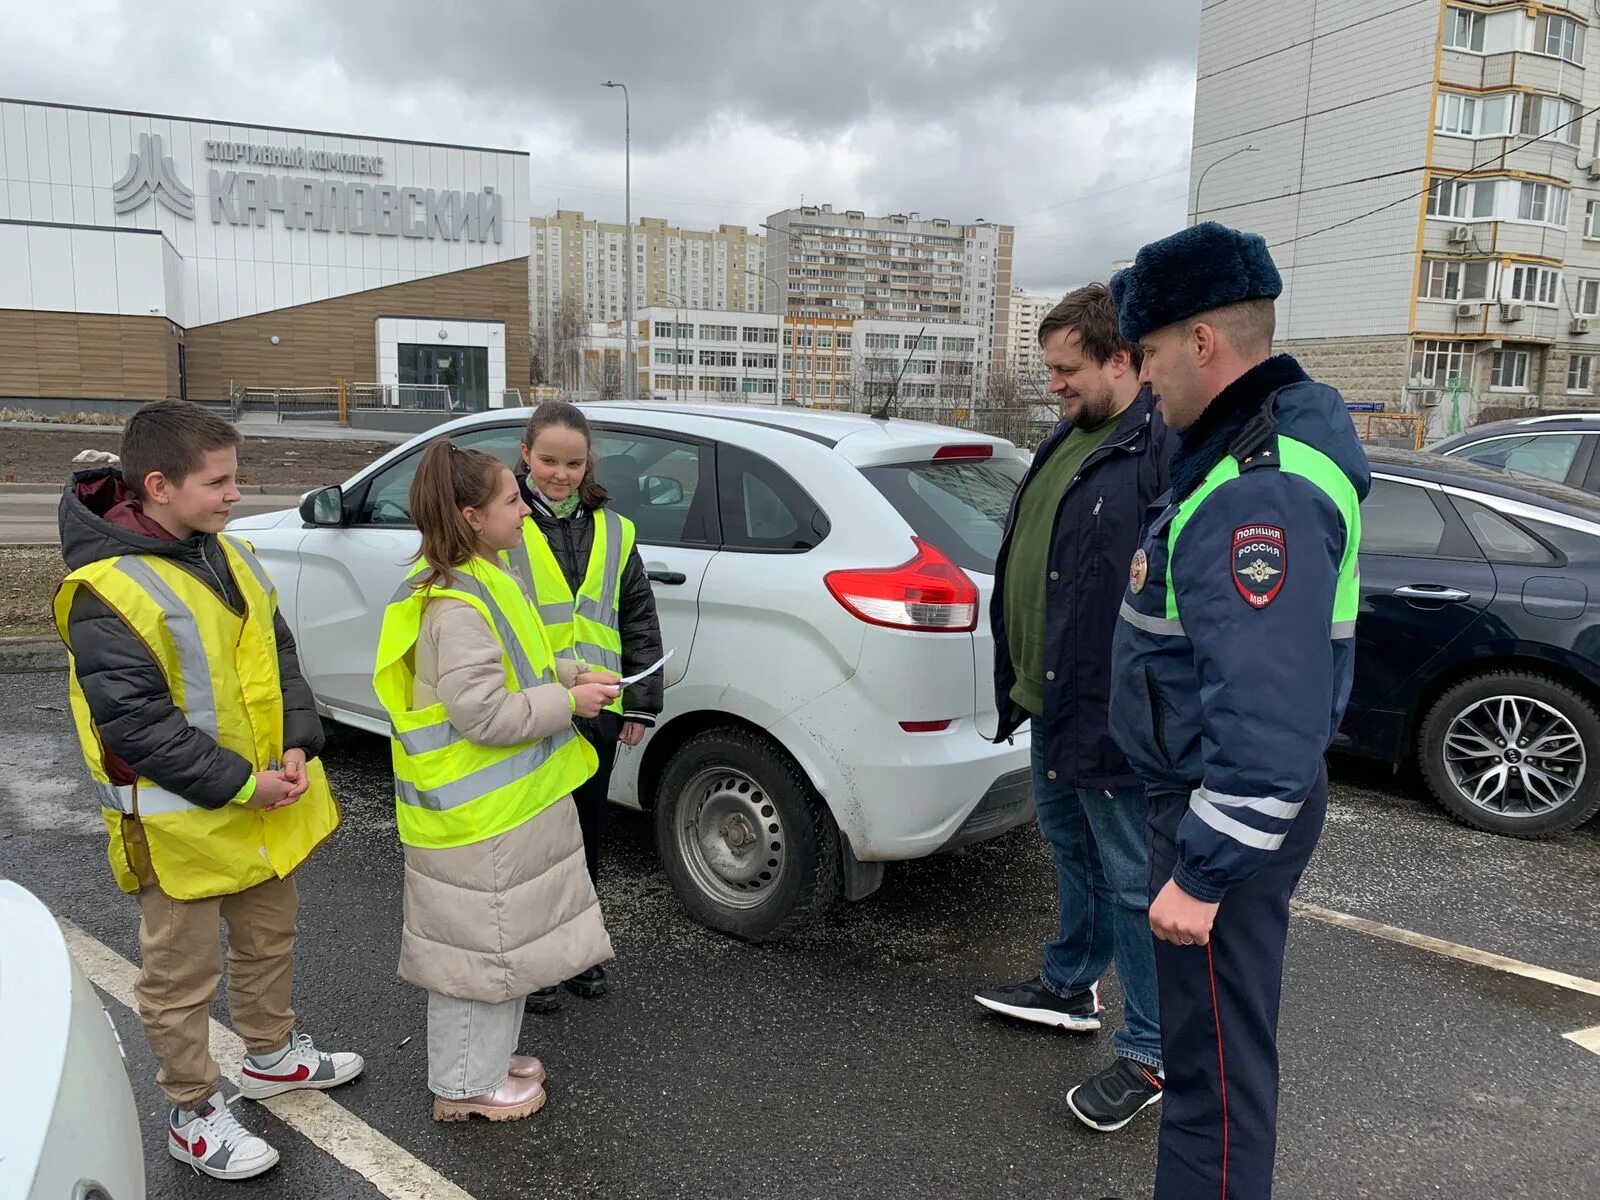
[603,81,635,400]
[745,269,785,403]
[1190,145,1260,225]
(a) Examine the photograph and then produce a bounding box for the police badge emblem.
[1232,524,1286,608]
[1129,547,1148,594]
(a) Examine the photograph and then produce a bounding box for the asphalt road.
[0,494,295,543]
[2,670,1598,1200]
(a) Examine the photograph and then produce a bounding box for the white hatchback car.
[230,402,1033,939]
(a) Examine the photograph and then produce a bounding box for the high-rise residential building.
[530,210,765,356]
[1006,288,1062,383]
[761,205,1015,376]
[1193,0,1600,422]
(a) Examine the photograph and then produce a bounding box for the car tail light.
[932,443,993,461]
[824,539,979,632]
[899,719,953,733]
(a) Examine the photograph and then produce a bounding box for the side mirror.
[641,475,684,507]
[299,485,345,527]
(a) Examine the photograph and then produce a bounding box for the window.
[1516,181,1569,227]
[1491,349,1531,390]
[1540,13,1586,64]
[1445,6,1485,51]
[653,321,674,338]
[715,444,829,552]
[1507,264,1560,305]
[654,348,673,365]
[1419,257,1494,300]
[1427,177,1495,219]
[1520,95,1579,143]
[357,424,527,524]
[1578,281,1600,317]
[1435,91,1478,136]
[1452,497,1560,564]
[590,430,711,546]
[1451,433,1581,484]
[860,456,1029,574]
[1411,339,1471,387]
[1570,354,1595,393]
[1359,479,1449,556]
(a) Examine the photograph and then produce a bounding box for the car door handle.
[647,569,687,585]
[1393,585,1472,603]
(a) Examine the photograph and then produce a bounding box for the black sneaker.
[973,976,1101,1031]
[1066,1056,1164,1133]
[525,986,561,1014]
[563,965,608,999]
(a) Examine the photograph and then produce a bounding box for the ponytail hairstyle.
[407,439,507,588]
[521,400,610,509]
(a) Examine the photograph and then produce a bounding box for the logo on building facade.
[113,133,196,218]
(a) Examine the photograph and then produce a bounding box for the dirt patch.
[0,428,396,487]
[0,547,65,638]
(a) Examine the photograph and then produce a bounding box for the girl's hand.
[571,681,621,719]
[619,721,647,747]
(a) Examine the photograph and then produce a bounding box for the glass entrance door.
[398,343,489,412]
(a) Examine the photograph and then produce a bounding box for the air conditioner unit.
[1501,302,1526,322]
[1447,224,1473,244]
[1416,389,1442,407]
[1588,161,1600,181]
[1455,302,1481,318]
[1574,317,1594,335]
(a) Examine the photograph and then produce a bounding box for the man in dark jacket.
[979,283,1176,1133]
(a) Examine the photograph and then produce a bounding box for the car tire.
[1417,671,1600,838]
[654,726,842,942]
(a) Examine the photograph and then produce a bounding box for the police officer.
[1106,223,1369,1200]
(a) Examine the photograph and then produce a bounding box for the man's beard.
[1067,388,1116,428]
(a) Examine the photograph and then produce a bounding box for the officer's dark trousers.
[1147,764,1328,1200]
[573,711,621,885]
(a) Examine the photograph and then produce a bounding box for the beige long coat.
[397,597,612,1003]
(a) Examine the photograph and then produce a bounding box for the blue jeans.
[1031,719,1162,1070]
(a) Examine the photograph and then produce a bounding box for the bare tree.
[534,292,588,390]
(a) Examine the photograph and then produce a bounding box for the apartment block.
[531,210,765,347]
[762,205,1014,376]
[1193,0,1600,427]
[1006,288,1062,382]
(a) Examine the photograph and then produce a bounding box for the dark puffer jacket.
[516,475,665,724]
[58,468,325,810]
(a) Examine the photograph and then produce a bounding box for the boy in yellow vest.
[55,400,361,1181]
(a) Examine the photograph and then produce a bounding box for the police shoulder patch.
[1232,524,1286,609]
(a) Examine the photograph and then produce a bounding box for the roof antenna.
[872,325,926,422]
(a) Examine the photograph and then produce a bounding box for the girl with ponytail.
[374,439,620,1122]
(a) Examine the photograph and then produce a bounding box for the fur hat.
[1110,222,1283,343]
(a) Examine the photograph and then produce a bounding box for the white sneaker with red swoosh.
[168,1089,279,1180]
[238,1030,365,1100]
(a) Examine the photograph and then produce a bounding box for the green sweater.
[1004,414,1121,715]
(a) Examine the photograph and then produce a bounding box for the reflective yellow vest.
[504,507,634,715]
[53,537,341,902]
[373,555,597,850]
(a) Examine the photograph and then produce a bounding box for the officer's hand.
[1150,878,1220,946]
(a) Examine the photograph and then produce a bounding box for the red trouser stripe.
[1207,942,1229,1200]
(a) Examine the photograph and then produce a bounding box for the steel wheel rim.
[1441,694,1585,818]
[674,766,786,910]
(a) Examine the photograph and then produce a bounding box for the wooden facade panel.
[0,309,174,401]
[184,257,530,401]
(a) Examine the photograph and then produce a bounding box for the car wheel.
[1417,672,1600,837]
[654,726,842,941]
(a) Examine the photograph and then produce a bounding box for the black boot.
[525,986,561,1014]
[562,965,608,998]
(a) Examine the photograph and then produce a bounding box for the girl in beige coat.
[398,441,619,1122]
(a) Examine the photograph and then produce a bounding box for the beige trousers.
[127,820,300,1107]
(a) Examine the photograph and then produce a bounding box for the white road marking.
[58,918,475,1200]
[1293,901,1600,1057]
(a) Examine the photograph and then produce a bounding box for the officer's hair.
[120,399,243,501]
[1037,283,1143,370]
[520,401,610,510]
[409,439,511,588]
[1191,298,1276,359]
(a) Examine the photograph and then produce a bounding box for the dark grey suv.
[1432,413,1600,491]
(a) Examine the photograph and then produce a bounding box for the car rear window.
[861,455,1027,574]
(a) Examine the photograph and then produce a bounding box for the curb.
[0,482,306,496]
[0,636,66,672]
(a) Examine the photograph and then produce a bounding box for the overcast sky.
[1,0,1201,296]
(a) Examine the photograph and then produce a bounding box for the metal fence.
[1349,411,1425,450]
[230,385,341,422]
